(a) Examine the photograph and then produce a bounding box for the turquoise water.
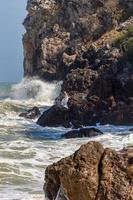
[0,79,133,200]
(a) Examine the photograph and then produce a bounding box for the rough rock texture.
[23,0,123,79]
[23,0,133,127]
[62,127,103,139]
[45,141,133,200]
[37,105,71,127]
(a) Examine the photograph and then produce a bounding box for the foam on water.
[0,124,133,200]
[0,80,133,200]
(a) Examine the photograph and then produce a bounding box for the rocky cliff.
[23,0,125,79]
[23,0,133,126]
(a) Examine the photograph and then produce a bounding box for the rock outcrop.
[23,0,133,127]
[23,0,124,79]
[44,141,133,200]
[37,105,71,127]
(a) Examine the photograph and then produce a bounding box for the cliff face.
[23,0,133,127]
[23,0,127,80]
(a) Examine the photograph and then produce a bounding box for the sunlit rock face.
[44,141,133,200]
[23,0,124,80]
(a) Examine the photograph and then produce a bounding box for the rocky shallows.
[44,141,133,200]
[23,0,133,127]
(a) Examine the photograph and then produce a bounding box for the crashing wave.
[10,77,62,106]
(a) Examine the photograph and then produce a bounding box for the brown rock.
[45,142,104,200]
[23,0,133,127]
[44,141,133,200]
[23,0,124,80]
[62,68,98,93]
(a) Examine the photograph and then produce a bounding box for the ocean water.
[0,78,133,200]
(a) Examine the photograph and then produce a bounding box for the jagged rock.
[44,141,133,200]
[62,68,98,93]
[37,105,71,128]
[68,94,109,126]
[23,0,133,127]
[62,127,103,139]
[23,0,125,79]
[19,106,40,119]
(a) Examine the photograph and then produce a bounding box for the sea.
[0,77,133,200]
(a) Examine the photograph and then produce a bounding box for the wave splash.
[10,77,62,106]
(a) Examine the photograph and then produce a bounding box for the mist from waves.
[9,77,62,106]
[0,78,63,200]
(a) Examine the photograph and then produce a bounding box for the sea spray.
[10,77,62,106]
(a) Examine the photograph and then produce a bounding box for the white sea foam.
[0,80,133,200]
[0,124,133,200]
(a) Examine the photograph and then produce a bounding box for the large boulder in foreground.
[62,128,103,139]
[37,105,71,128]
[44,141,133,200]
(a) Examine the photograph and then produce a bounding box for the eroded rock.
[23,0,133,127]
[23,0,125,79]
[44,141,133,200]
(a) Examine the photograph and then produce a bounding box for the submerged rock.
[44,141,133,200]
[62,128,103,139]
[19,106,40,119]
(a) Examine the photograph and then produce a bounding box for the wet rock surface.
[19,106,40,119]
[62,128,103,139]
[37,105,71,128]
[45,141,133,200]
